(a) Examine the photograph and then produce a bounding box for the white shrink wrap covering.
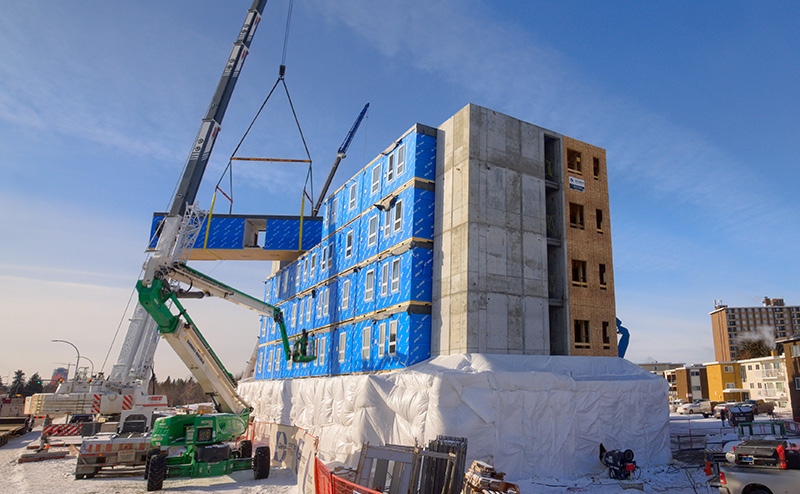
[239,354,670,479]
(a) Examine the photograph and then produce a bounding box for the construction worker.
[294,329,309,359]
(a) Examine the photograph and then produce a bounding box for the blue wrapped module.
[148,214,321,256]
[257,123,437,380]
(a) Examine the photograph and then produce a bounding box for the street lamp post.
[79,356,95,379]
[52,339,81,383]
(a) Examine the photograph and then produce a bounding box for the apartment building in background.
[710,297,800,362]
[777,334,800,421]
[738,355,789,409]
[664,365,708,402]
[704,361,743,403]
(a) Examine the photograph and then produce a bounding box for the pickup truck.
[709,439,800,494]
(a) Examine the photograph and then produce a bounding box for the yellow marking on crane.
[230,157,312,163]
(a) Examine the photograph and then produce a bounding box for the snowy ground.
[1,417,729,493]
[0,429,295,494]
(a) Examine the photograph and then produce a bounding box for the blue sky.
[2,1,799,382]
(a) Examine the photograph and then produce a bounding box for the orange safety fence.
[315,457,382,494]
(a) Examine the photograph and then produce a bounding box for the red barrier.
[315,457,382,494]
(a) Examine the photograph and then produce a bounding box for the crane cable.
[206,0,313,247]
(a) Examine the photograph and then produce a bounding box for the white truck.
[709,439,800,494]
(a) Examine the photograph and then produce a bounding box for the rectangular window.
[331,197,337,224]
[396,144,406,176]
[596,209,604,232]
[388,321,397,356]
[371,164,381,195]
[574,320,590,348]
[723,365,734,373]
[287,349,292,369]
[317,291,323,318]
[296,265,300,289]
[391,258,400,293]
[792,345,800,358]
[362,328,370,360]
[365,270,375,301]
[291,304,297,328]
[368,215,378,246]
[349,184,357,210]
[346,231,353,258]
[593,157,600,179]
[323,288,329,315]
[567,149,582,174]
[306,297,312,323]
[384,208,392,237]
[339,331,346,363]
[393,200,403,233]
[304,259,309,282]
[321,248,327,273]
[319,338,326,366]
[310,254,316,278]
[602,321,610,348]
[342,280,350,309]
[378,323,386,358]
[599,264,607,289]
[795,377,800,391]
[381,264,389,296]
[327,244,333,269]
[571,260,587,287]
[725,382,736,389]
[267,349,273,373]
[387,153,395,182]
[569,203,584,229]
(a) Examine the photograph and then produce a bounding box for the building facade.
[777,335,800,421]
[254,104,617,380]
[703,361,743,403]
[738,355,790,409]
[710,297,800,362]
[665,365,708,402]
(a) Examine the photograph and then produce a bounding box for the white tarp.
[238,354,670,479]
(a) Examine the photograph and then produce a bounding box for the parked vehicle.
[708,439,800,494]
[738,399,775,415]
[669,399,688,412]
[714,402,738,418]
[678,399,713,417]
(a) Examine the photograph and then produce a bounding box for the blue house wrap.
[255,124,437,379]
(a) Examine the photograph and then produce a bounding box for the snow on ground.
[1,416,729,493]
[0,429,295,494]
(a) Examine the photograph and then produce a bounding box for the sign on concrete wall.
[568,176,585,192]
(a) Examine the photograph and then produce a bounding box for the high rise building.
[710,297,800,362]
[254,104,617,380]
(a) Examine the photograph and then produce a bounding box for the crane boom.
[311,103,369,216]
[170,0,268,217]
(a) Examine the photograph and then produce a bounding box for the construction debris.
[463,460,520,494]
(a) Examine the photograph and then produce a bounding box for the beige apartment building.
[710,297,800,362]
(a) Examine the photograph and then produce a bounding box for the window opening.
[365,269,375,301]
[393,200,403,233]
[349,184,357,210]
[342,280,350,309]
[571,260,587,287]
[338,331,346,363]
[593,157,600,179]
[596,209,604,233]
[396,144,406,176]
[368,215,378,246]
[569,203,584,229]
[378,323,386,357]
[391,258,401,292]
[567,149,582,174]
[388,321,397,356]
[371,164,381,195]
[574,320,590,348]
[381,264,389,296]
[362,328,370,360]
[387,153,395,182]
[345,231,353,258]
[599,264,607,289]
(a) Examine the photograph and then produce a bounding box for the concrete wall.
[433,104,552,356]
